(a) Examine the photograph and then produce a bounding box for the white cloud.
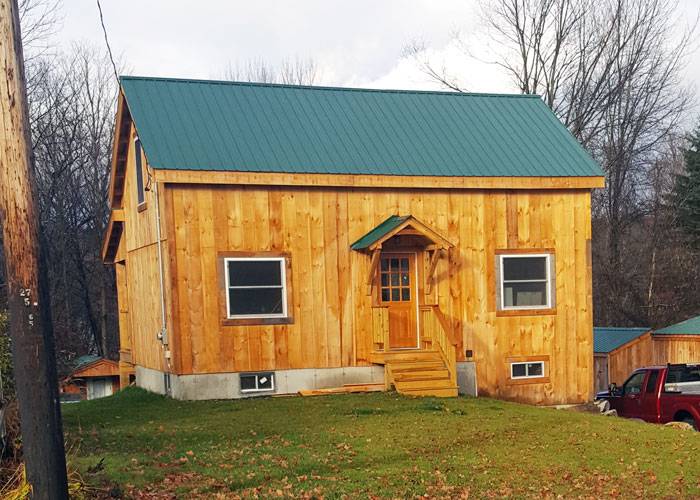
[48,0,700,99]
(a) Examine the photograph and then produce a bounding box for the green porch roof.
[656,315,700,335]
[120,76,603,178]
[351,215,409,250]
[594,327,649,353]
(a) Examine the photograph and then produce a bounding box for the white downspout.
[152,175,170,372]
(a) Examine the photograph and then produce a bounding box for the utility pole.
[0,1,69,498]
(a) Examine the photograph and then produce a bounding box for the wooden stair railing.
[371,306,389,352]
[419,305,458,387]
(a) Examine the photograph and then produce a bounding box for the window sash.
[224,258,287,319]
[499,254,551,310]
[510,361,545,379]
[240,373,275,393]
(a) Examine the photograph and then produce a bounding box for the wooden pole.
[0,1,69,498]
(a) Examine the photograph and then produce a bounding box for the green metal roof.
[120,76,603,178]
[351,215,409,250]
[73,355,101,370]
[594,327,649,353]
[656,315,700,335]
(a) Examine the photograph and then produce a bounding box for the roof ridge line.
[119,75,540,99]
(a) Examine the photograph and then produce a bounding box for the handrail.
[431,306,458,347]
[420,305,457,387]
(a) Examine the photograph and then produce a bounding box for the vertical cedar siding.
[162,183,594,405]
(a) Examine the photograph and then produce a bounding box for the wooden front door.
[379,252,419,349]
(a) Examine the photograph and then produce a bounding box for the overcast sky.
[52,0,700,96]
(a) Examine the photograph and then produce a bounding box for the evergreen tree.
[673,127,700,244]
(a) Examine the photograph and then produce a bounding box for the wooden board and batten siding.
[161,180,595,405]
[108,116,169,375]
[608,333,700,386]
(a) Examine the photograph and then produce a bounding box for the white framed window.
[240,372,275,393]
[511,361,545,379]
[224,257,287,319]
[499,254,552,310]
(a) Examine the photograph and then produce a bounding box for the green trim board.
[119,76,603,178]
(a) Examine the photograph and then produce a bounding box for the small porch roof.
[351,215,453,252]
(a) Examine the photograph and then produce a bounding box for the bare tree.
[28,43,120,367]
[408,0,697,327]
[403,39,466,92]
[18,0,61,60]
[222,56,322,85]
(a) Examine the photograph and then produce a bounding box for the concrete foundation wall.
[136,366,168,395]
[136,365,385,400]
[456,362,478,397]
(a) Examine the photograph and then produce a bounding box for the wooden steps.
[383,350,458,398]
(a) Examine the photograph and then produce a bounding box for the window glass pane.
[381,259,389,271]
[228,260,281,287]
[400,258,409,270]
[401,288,410,301]
[135,139,145,205]
[390,258,399,270]
[511,363,527,378]
[401,273,409,285]
[527,363,543,377]
[390,273,399,286]
[503,256,546,281]
[646,370,659,393]
[623,372,645,395]
[381,274,389,286]
[503,282,547,307]
[680,367,700,383]
[381,289,390,302]
[391,289,400,301]
[240,375,257,391]
[228,288,283,316]
[666,368,682,384]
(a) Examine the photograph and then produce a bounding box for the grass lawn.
[62,388,700,498]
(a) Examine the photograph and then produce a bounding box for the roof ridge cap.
[119,75,539,99]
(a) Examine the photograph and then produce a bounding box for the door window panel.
[380,256,412,303]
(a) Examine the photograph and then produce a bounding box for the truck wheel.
[681,417,698,431]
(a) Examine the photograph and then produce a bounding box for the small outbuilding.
[596,315,700,389]
[60,356,120,401]
[593,327,649,392]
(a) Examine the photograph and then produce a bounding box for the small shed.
[600,314,700,387]
[593,327,649,392]
[60,356,120,401]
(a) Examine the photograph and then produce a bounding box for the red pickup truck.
[597,364,700,429]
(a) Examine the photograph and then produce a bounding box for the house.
[59,355,121,401]
[593,327,649,392]
[101,77,604,404]
[602,315,700,386]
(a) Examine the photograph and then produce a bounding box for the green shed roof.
[351,215,410,250]
[594,327,649,353]
[73,354,101,370]
[119,76,603,178]
[656,315,700,335]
